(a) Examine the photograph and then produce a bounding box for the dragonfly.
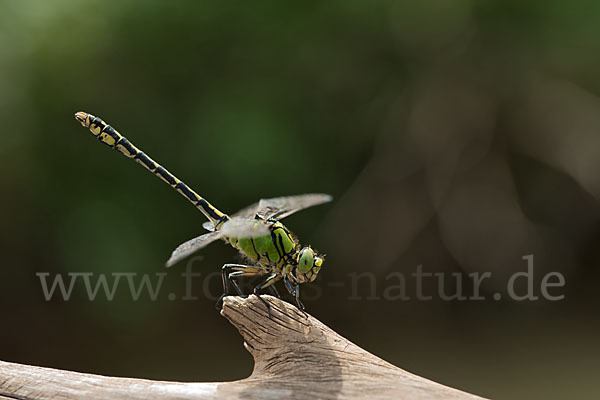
[74,111,331,315]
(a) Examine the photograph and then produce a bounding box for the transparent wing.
[255,193,333,219]
[166,231,223,268]
[220,217,271,238]
[202,201,260,231]
[201,193,332,231]
[231,201,264,219]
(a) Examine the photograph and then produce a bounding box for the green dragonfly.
[74,111,330,314]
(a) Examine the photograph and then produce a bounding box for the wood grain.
[0,295,487,399]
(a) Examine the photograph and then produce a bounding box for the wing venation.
[166,231,223,267]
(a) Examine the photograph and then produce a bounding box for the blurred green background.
[1,1,600,399]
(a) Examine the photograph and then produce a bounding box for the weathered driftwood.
[0,295,486,400]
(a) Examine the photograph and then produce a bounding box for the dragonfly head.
[295,246,324,283]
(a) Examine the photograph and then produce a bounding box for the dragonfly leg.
[283,276,307,316]
[268,284,281,299]
[294,284,308,317]
[227,271,253,297]
[216,264,265,310]
[284,275,295,295]
[253,273,280,318]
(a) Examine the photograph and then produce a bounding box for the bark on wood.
[0,295,487,399]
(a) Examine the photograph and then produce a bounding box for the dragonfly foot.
[216,292,251,311]
[216,294,226,311]
[256,294,272,318]
[293,295,308,318]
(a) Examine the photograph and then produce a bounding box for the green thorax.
[227,220,297,269]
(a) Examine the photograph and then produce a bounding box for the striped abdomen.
[75,112,228,228]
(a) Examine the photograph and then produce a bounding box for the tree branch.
[0,295,486,399]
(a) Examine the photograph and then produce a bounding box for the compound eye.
[298,248,314,273]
